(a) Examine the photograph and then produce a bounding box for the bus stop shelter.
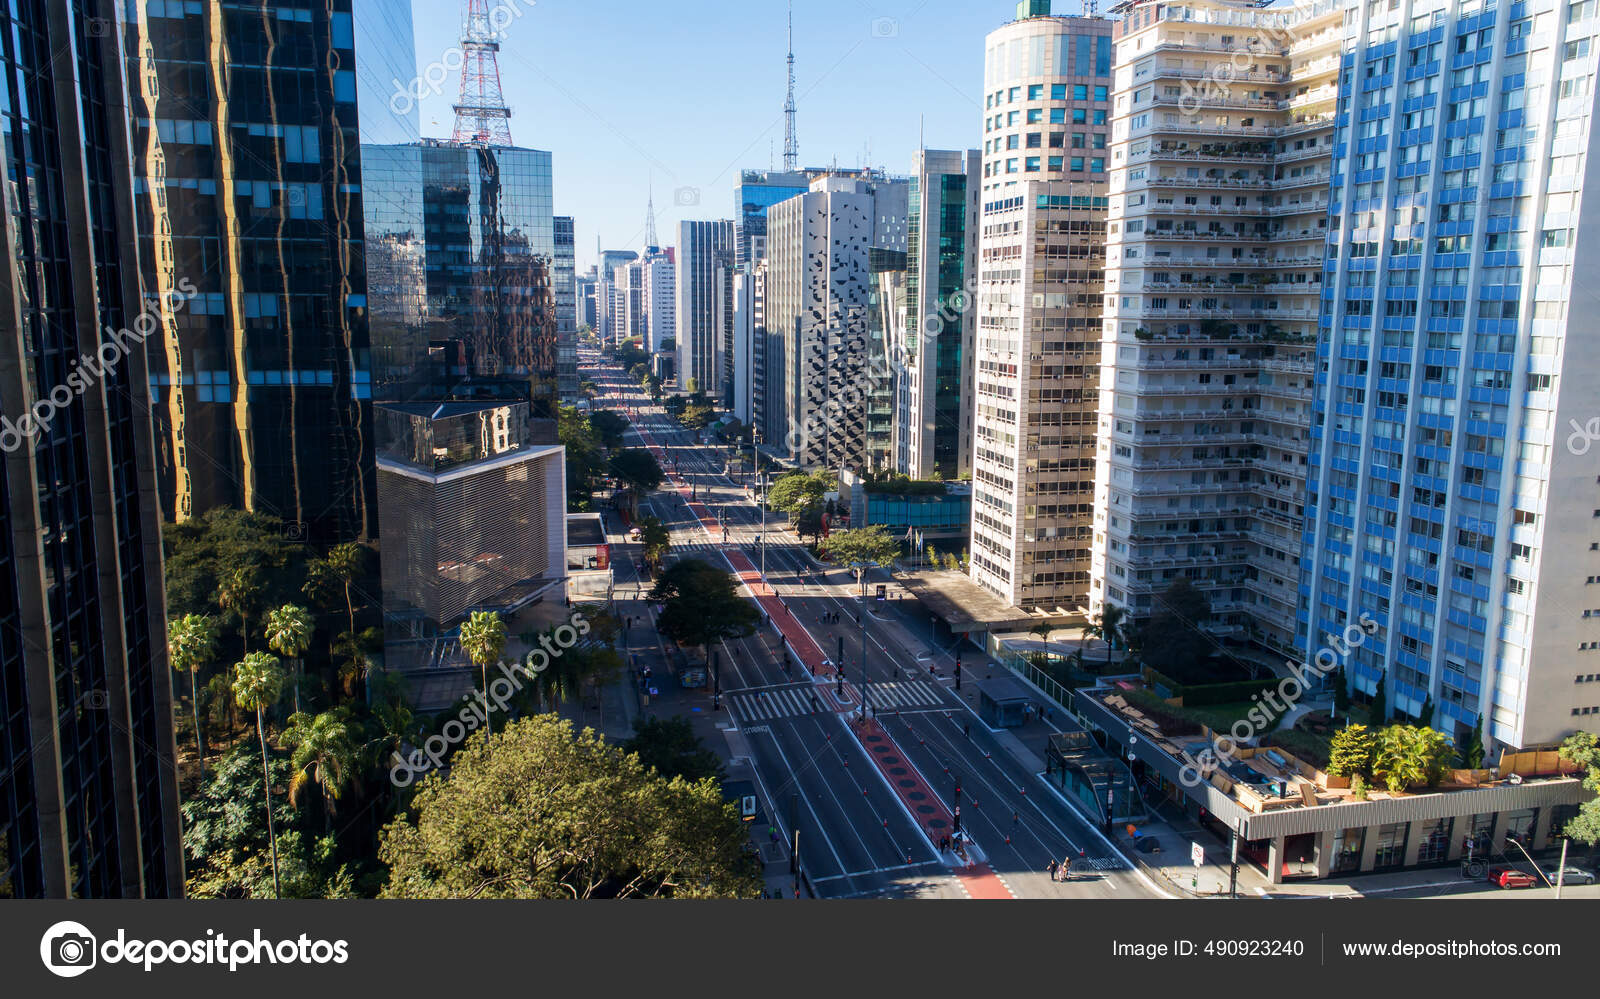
[977,674,1032,728]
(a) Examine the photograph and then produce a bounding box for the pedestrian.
[1060,856,1071,880]
[1047,858,1059,882]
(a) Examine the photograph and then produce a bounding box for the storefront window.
[1415,818,1450,864]
[1373,821,1408,868]
[1504,807,1538,847]
[1331,827,1365,873]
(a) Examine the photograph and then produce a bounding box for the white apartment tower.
[1092,0,1340,655]
[968,8,1114,611]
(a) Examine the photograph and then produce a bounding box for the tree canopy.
[622,716,723,784]
[379,716,761,899]
[648,558,760,652]
[609,448,665,497]
[1558,731,1600,846]
[637,515,671,569]
[1139,579,1211,679]
[766,470,834,520]
[822,525,900,571]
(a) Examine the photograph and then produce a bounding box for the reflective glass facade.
[129,0,418,543]
[1,0,181,898]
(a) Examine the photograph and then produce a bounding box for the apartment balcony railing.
[1149,92,1281,112]
[1271,144,1331,165]
[1147,202,1269,216]
[1139,175,1267,189]
[1269,171,1333,190]
[1142,147,1274,163]
[1148,65,1286,85]
[1264,200,1329,216]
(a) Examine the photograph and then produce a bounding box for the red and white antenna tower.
[452,0,514,145]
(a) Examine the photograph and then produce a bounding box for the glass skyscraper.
[129,0,417,543]
[1303,0,1600,751]
[1,0,182,898]
[363,139,564,653]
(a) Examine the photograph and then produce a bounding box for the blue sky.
[409,0,1032,271]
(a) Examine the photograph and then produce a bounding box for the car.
[1489,866,1537,889]
[1543,866,1596,886]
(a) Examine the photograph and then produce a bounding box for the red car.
[1489,866,1537,889]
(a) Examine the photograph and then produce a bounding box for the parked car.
[1489,866,1537,889]
[1542,866,1596,886]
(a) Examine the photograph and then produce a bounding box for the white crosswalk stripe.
[861,680,942,712]
[730,687,818,722]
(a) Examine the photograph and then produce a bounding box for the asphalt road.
[581,352,1166,899]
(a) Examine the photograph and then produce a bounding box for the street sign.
[1191,842,1205,867]
[740,795,757,822]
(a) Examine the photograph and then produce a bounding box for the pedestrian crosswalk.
[730,687,819,722]
[729,680,945,723]
[862,680,944,712]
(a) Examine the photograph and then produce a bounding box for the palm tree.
[333,627,381,701]
[283,710,356,829]
[264,604,314,715]
[215,564,263,737]
[215,564,263,653]
[1029,622,1054,661]
[324,543,366,636]
[458,611,507,737]
[233,651,286,898]
[167,614,218,779]
[1088,604,1127,674]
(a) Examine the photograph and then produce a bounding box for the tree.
[1331,664,1350,715]
[1029,622,1054,659]
[309,543,367,638]
[609,448,665,511]
[459,611,508,737]
[379,715,762,899]
[181,743,296,896]
[637,515,671,570]
[622,716,723,784]
[1373,724,1452,793]
[1558,731,1600,846]
[1458,716,1486,769]
[1087,604,1127,674]
[681,404,716,429]
[589,409,630,450]
[161,506,299,621]
[264,603,314,713]
[169,613,219,779]
[822,525,901,586]
[283,710,357,827]
[215,564,265,655]
[1139,580,1210,678]
[1327,723,1376,779]
[1370,673,1387,724]
[767,471,833,520]
[232,651,286,898]
[560,405,606,511]
[1417,693,1435,727]
[648,559,761,657]
[795,504,826,545]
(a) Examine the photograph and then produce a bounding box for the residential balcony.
[1146,64,1287,85]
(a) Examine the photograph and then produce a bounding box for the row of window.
[987,157,1105,177]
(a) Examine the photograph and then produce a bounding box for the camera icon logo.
[870,16,899,38]
[673,186,700,207]
[40,920,97,978]
[282,520,308,542]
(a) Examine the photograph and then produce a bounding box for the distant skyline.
[407,0,1049,272]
